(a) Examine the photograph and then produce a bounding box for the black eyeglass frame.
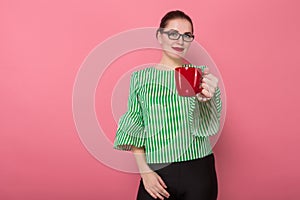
[157,29,195,42]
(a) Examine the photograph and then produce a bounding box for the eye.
[168,31,179,37]
[184,34,193,39]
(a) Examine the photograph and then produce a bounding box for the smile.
[172,47,184,52]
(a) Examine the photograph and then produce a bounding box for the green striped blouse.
[113,65,222,164]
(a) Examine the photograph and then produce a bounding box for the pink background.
[1,0,300,199]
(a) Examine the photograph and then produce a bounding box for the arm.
[113,72,145,151]
[192,66,222,137]
[131,146,153,175]
[132,146,170,200]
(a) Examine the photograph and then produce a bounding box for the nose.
[177,35,184,45]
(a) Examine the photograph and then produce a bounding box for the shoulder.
[129,67,154,88]
[131,67,153,79]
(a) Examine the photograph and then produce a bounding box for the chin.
[165,51,185,61]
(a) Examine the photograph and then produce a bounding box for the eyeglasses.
[158,29,195,42]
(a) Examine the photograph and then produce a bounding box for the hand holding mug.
[196,68,219,102]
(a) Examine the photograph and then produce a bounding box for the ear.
[157,31,163,44]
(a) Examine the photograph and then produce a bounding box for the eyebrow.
[168,29,193,34]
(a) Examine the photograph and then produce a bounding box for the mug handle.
[197,68,204,94]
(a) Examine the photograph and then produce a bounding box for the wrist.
[196,93,211,102]
[140,169,154,177]
[139,164,153,173]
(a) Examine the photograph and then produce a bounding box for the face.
[157,18,193,60]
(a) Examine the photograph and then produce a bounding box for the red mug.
[175,66,203,97]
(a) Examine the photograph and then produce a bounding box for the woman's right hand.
[141,171,170,199]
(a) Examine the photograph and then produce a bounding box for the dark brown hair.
[156,10,194,38]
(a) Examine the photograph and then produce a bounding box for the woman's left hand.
[196,68,219,102]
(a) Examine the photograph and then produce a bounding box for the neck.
[157,54,185,70]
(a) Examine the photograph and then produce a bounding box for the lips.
[172,47,184,52]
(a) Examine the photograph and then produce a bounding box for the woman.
[114,10,222,200]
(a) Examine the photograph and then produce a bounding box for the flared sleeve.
[190,65,223,137]
[113,72,145,151]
